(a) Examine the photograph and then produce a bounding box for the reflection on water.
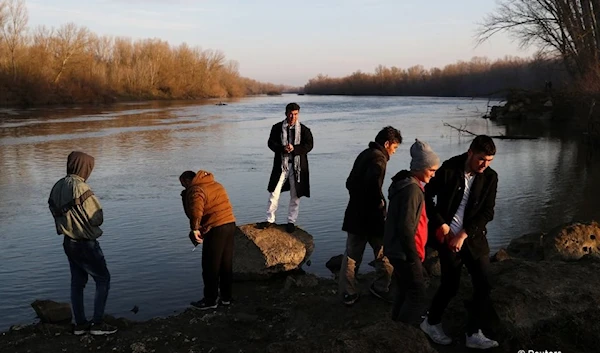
[1,95,600,331]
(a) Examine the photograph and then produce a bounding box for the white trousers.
[266,164,300,224]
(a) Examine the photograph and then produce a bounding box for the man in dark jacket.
[420,135,499,350]
[257,103,314,233]
[338,126,402,306]
[48,151,117,336]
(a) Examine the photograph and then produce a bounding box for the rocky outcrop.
[507,221,600,261]
[233,224,314,280]
[543,221,600,260]
[30,300,71,324]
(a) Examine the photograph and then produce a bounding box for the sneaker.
[89,322,118,336]
[286,223,296,233]
[190,298,218,310]
[342,292,360,307]
[219,298,232,306]
[73,322,90,336]
[465,330,499,349]
[369,283,393,303]
[256,221,274,229]
[420,317,452,345]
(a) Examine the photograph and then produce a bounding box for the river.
[1,94,599,331]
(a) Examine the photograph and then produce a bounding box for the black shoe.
[191,298,218,310]
[286,223,296,233]
[343,293,360,307]
[256,221,274,229]
[369,283,393,303]
[73,322,90,336]
[89,322,118,336]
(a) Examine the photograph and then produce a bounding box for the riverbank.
[2,228,599,353]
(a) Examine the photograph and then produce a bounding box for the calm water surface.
[1,95,599,331]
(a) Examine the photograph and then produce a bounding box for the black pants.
[390,258,426,325]
[427,246,494,334]
[202,222,235,303]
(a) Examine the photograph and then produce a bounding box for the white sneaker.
[465,330,499,349]
[420,317,452,345]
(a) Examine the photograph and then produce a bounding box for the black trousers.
[427,246,495,334]
[202,222,235,303]
[390,258,427,325]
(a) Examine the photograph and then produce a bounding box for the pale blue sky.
[26,0,532,85]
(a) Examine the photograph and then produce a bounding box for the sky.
[25,0,534,86]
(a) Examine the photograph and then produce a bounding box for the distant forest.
[303,56,569,97]
[0,0,288,107]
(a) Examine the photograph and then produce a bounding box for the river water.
[1,94,599,331]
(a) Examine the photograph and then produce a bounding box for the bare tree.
[51,22,89,84]
[477,0,600,79]
[0,0,28,80]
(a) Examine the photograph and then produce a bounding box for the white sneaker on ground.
[465,330,499,349]
[420,317,452,345]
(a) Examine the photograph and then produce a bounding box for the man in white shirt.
[419,135,500,350]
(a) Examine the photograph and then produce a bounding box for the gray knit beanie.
[410,139,440,171]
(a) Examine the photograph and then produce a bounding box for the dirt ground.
[1,257,598,353]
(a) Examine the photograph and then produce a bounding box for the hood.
[191,170,215,185]
[368,141,390,161]
[388,170,419,200]
[66,151,95,181]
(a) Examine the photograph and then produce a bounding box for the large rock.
[543,221,600,261]
[325,254,343,276]
[233,224,314,280]
[506,231,544,260]
[30,300,71,324]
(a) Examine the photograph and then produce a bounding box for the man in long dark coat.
[339,126,402,306]
[257,102,314,233]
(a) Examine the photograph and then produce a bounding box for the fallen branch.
[443,122,538,140]
[443,123,477,136]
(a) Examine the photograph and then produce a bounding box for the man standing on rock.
[256,103,314,233]
[420,135,500,349]
[180,170,236,310]
[48,151,117,336]
[339,126,402,306]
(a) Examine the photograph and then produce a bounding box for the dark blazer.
[342,141,389,238]
[424,152,498,259]
[267,121,314,198]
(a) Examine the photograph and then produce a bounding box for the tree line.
[307,0,600,98]
[304,56,568,97]
[0,0,287,107]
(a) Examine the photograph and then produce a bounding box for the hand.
[379,199,385,209]
[285,144,294,153]
[189,230,203,245]
[447,230,467,252]
[436,224,451,243]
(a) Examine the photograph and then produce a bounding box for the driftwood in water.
[443,123,538,140]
